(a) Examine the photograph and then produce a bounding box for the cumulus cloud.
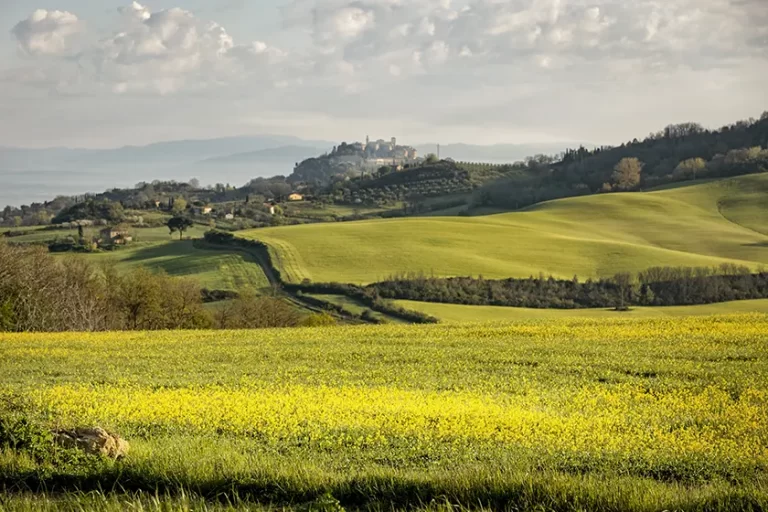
[256,0,767,143]
[3,0,766,148]
[301,0,766,75]
[12,9,82,56]
[96,3,277,93]
[10,0,768,94]
[10,2,286,94]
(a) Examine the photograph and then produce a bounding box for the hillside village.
[290,136,421,184]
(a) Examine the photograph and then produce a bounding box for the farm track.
[195,240,371,324]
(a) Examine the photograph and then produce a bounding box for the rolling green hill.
[88,241,270,292]
[241,174,768,284]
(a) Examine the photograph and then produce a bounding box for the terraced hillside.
[241,173,768,284]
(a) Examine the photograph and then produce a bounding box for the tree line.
[0,243,330,332]
[368,265,767,310]
[476,113,768,210]
[1,176,297,229]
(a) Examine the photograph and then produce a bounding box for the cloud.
[20,0,762,97]
[10,2,287,95]
[301,0,766,74]
[329,6,376,40]
[11,9,83,56]
[3,0,766,148]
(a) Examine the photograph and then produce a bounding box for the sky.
[0,0,766,148]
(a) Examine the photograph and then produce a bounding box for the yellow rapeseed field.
[1,315,767,509]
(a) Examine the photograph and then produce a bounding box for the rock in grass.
[54,427,129,459]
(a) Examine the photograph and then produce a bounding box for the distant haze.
[0,137,581,207]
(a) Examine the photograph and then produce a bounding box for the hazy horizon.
[0,136,578,207]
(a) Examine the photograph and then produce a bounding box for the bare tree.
[674,158,706,180]
[611,158,644,190]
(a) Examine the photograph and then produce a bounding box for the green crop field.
[241,174,768,284]
[4,224,268,292]
[86,241,270,292]
[0,315,766,510]
[397,298,768,323]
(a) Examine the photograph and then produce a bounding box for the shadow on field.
[2,467,764,512]
[120,240,205,277]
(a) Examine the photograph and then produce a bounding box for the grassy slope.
[88,241,270,291]
[397,298,768,323]
[5,224,270,292]
[242,174,768,284]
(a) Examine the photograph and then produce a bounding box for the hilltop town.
[289,136,420,184]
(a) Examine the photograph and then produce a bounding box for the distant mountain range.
[0,136,335,170]
[196,145,328,166]
[0,136,587,207]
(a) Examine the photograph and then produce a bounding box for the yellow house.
[288,193,304,202]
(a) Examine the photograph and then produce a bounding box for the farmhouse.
[99,227,132,246]
[288,193,304,202]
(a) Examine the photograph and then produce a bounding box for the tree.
[171,198,187,216]
[167,216,194,240]
[51,199,124,225]
[163,277,211,329]
[611,158,643,191]
[674,157,707,180]
[188,178,200,189]
[424,153,439,164]
[612,272,634,311]
[301,312,337,327]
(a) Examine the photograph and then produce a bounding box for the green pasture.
[241,174,768,284]
[397,298,768,323]
[86,241,270,292]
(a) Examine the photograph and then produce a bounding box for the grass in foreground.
[395,298,768,323]
[242,174,768,284]
[0,315,766,510]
